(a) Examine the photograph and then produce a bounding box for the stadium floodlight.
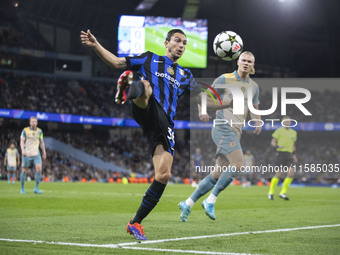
[135,0,159,11]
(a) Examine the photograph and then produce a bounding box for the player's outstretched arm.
[80,29,127,69]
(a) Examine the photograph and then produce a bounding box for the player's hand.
[199,113,211,123]
[80,29,97,47]
[253,126,262,135]
[42,153,47,160]
[22,150,27,156]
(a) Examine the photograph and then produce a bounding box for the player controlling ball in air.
[80,28,231,240]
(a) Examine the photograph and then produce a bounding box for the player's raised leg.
[127,144,172,240]
[115,71,152,107]
[115,70,133,104]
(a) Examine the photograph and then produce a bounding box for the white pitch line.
[1,224,339,255]
[0,238,118,248]
[121,246,255,255]
[117,223,340,246]
[0,238,253,255]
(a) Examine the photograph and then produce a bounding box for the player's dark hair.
[9,141,16,146]
[165,29,186,42]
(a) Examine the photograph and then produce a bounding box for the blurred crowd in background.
[1,124,339,185]
[1,72,340,122]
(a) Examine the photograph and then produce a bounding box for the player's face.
[165,33,187,61]
[10,144,15,149]
[30,118,38,129]
[237,54,255,74]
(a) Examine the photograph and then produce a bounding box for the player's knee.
[155,171,171,184]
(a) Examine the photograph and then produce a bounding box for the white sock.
[185,198,195,208]
[206,193,217,204]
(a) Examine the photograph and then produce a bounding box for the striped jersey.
[21,127,43,157]
[125,51,198,125]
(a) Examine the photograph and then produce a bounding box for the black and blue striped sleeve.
[178,69,200,98]
[125,51,150,71]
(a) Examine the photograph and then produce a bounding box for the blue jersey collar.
[163,55,180,66]
[234,70,250,83]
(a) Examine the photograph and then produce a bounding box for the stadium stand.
[1,124,339,185]
[0,71,190,120]
[1,71,340,122]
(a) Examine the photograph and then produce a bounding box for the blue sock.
[12,173,16,183]
[35,172,41,189]
[190,174,217,202]
[212,167,235,197]
[20,172,26,189]
[131,179,166,224]
[7,173,10,183]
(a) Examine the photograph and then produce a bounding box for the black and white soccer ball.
[213,31,243,61]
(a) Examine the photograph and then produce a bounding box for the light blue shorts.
[7,166,16,171]
[211,124,241,160]
[22,155,42,168]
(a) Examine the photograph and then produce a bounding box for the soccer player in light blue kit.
[20,116,46,194]
[179,52,262,221]
[4,142,20,184]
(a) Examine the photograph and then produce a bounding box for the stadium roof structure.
[2,0,340,77]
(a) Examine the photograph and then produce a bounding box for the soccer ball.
[213,31,243,61]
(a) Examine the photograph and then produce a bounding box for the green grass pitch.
[0,181,339,254]
[145,27,207,68]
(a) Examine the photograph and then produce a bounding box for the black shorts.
[276,151,293,166]
[130,96,175,157]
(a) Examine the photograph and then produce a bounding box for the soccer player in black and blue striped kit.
[81,28,199,240]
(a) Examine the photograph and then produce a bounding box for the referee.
[268,116,297,200]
